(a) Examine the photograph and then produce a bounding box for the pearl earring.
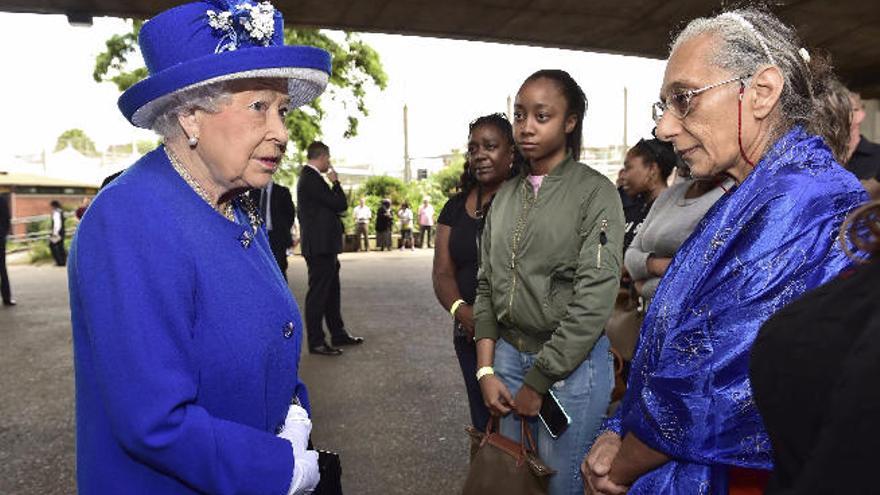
[188,136,199,147]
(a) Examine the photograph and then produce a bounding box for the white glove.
[276,404,312,454]
[286,449,320,495]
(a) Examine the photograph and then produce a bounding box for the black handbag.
[306,431,342,495]
[313,449,343,495]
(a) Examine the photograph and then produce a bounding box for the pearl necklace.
[166,147,235,222]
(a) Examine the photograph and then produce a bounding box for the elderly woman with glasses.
[69,2,331,494]
[582,7,865,495]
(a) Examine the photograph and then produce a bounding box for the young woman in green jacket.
[474,70,624,495]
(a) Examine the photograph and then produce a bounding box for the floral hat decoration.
[118,0,332,128]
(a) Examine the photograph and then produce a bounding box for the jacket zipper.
[597,219,608,268]
[508,180,537,315]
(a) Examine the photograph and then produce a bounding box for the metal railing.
[6,214,74,252]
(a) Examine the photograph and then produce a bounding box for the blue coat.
[69,147,307,494]
[605,127,867,493]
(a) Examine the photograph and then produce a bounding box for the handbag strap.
[484,416,496,434]
[609,346,625,374]
[626,282,641,311]
[481,416,538,462]
[480,416,496,447]
[520,416,538,453]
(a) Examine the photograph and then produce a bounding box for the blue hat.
[118,0,332,128]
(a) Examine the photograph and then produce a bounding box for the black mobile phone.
[539,390,571,439]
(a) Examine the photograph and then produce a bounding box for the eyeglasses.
[652,75,750,123]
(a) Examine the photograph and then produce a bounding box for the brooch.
[234,193,263,249]
[238,230,254,249]
[206,1,279,53]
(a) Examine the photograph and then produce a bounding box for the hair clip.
[798,48,811,64]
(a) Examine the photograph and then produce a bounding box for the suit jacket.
[0,195,10,238]
[70,147,308,494]
[250,183,296,249]
[52,207,66,241]
[296,165,347,257]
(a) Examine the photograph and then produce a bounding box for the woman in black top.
[432,113,520,428]
[375,198,393,251]
[750,202,880,494]
[618,138,676,252]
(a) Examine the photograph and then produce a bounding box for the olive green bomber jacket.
[473,155,624,394]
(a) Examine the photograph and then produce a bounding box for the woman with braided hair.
[582,7,865,494]
[432,113,521,430]
[475,70,624,495]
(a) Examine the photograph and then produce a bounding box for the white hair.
[150,81,234,139]
[670,7,834,139]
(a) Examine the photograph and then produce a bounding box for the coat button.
[282,321,294,339]
[275,424,284,435]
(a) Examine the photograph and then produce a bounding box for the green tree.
[432,152,467,198]
[93,20,388,183]
[361,175,407,203]
[137,140,160,154]
[106,140,161,155]
[92,20,147,91]
[55,129,98,156]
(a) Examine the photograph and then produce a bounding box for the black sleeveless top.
[437,192,479,305]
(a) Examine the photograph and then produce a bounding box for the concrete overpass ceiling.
[2,0,879,96]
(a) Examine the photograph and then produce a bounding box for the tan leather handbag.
[462,418,555,495]
[606,287,645,402]
[605,287,644,362]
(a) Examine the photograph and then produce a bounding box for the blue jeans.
[494,336,613,495]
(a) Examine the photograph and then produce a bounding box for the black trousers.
[50,240,66,267]
[1,238,11,303]
[453,333,491,429]
[304,254,346,348]
[418,225,433,248]
[267,231,289,281]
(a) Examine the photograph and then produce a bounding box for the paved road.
[0,249,473,494]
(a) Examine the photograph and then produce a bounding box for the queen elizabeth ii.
[68,2,330,493]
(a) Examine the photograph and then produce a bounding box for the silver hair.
[670,7,824,138]
[150,81,234,139]
[812,76,852,164]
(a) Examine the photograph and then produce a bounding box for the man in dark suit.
[845,91,880,200]
[297,141,364,356]
[250,180,296,281]
[1,193,15,306]
[49,200,66,267]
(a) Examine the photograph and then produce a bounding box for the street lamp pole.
[403,104,411,183]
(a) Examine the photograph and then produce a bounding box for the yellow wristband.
[450,299,466,318]
[476,366,495,381]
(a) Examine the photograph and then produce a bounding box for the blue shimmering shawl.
[605,126,866,494]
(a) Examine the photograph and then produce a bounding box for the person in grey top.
[625,176,732,303]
